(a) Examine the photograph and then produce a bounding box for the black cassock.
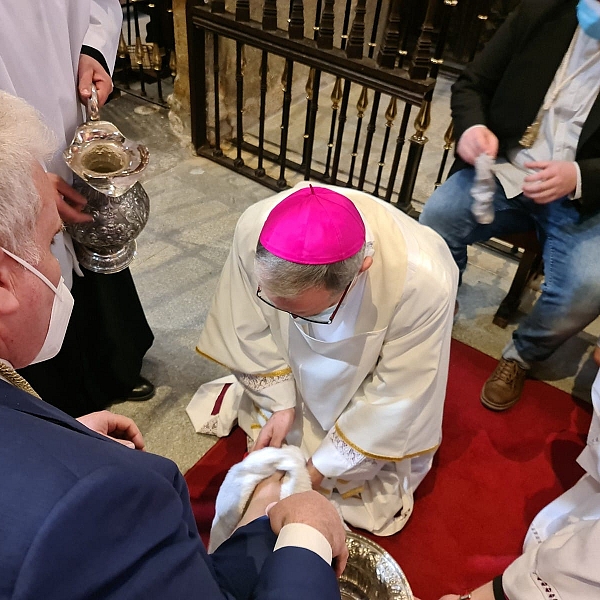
[19,266,154,417]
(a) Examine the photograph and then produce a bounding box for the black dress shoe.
[126,376,155,401]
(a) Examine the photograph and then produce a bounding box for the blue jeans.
[420,168,600,364]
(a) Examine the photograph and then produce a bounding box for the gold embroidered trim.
[250,423,262,430]
[341,486,364,499]
[317,486,332,496]
[195,348,232,370]
[331,432,377,468]
[239,371,293,393]
[195,348,293,378]
[334,423,439,462]
[249,366,293,378]
[253,403,272,424]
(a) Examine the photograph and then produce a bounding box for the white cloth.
[471,153,496,224]
[190,182,458,535]
[502,369,600,599]
[0,0,122,287]
[209,446,312,553]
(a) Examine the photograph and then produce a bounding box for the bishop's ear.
[0,250,20,315]
[359,255,373,273]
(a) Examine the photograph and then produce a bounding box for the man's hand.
[78,54,113,107]
[268,490,349,577]
[252,407,295,451]
[77,410,145,450]
[456,126,499,165]
[47,173,93,224]
[307,458,325,489]
[522,160,577,204]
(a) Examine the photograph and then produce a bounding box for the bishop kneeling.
[188,183,458,535]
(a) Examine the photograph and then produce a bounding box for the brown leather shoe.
[480,358,527,411]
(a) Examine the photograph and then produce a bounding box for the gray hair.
[0,91,56,264]
[254,241,366,298]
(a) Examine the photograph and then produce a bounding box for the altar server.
[440,366,600,600]
[189,182,458,536]
[0,0,155,415]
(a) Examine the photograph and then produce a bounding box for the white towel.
[471,153,496,224]
[209,445,312,553]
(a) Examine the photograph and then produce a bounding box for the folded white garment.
[471,153,496,224]
[209,445,312,553]
[186,374,239,437]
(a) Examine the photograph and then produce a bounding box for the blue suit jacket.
[0,380,340,599]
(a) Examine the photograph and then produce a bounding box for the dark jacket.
[0,380,340,599]
[451,0,600,213]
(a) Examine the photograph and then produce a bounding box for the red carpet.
[185,339,592,599]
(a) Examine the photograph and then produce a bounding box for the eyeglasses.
[256,280,353,325]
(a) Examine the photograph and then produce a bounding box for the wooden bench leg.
[493,249,543,328]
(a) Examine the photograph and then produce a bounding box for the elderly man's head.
[254,186,372,322]
[0,91,69,368]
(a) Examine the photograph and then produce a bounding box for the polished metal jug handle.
[127,145,151,176]
[87,83,100,121]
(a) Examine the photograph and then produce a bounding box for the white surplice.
[188,182,458,535]
[502,371,600,599]
[0,0,122,287]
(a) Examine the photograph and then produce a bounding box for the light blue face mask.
[577,0,600,40]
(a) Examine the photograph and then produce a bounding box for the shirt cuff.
[462,124,488,136]
[572,161,582,200]
[273,523,333,566]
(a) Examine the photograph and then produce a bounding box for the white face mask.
[298,303,337,324]
[1,247,74,365]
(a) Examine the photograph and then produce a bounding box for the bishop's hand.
[307,458,325,489]
[252,407,296,451]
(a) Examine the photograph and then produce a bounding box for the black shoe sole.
[126,389,155,402]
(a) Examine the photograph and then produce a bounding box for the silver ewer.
[63,85,150,274]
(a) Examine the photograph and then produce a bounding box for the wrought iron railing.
[114,0,176,106]
[187,0,464,213]
[187,0,518,212]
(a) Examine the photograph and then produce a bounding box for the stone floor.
[103,86,600,474]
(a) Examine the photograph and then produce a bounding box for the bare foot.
[235,471,284,529]
[594,345,600,367]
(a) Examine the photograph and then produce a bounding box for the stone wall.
[169,0,360,144]
[170,0,191,137]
